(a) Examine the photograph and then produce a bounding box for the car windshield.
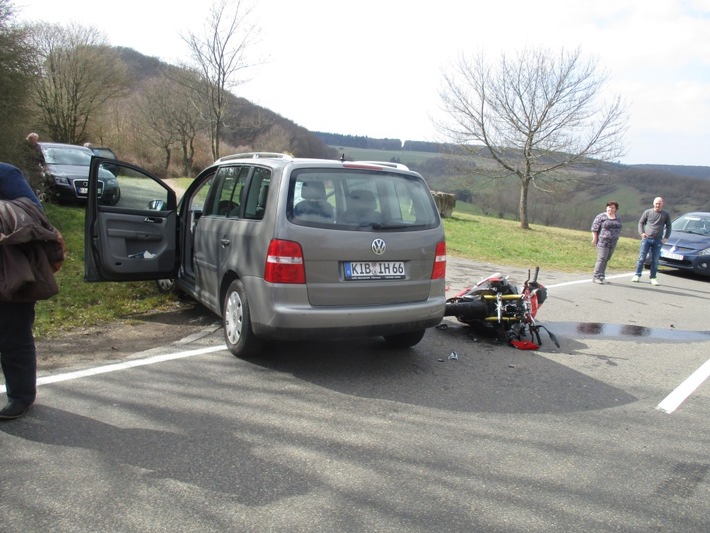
[289,168,439,230]
[673,214,710,235]
[43,146,92,166]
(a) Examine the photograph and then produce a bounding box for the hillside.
[330,145,710,236]
[115,47,338,167]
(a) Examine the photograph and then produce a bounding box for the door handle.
[144,217,163,223]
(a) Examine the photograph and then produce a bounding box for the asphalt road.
[1,261,709,532]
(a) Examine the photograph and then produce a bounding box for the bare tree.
[136,78,180,173]
[252,123,293,154]
[29,23,130,145]
[183,0,258,161]
[173,95,202,177]
[438,47,627,229]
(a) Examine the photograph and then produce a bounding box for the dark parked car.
[654,211,710,277]
[89,146,120,177]
[84,153,447,357]
[39,142,120,205]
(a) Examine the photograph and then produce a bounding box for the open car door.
[85,158,178,282]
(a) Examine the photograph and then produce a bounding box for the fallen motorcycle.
[444,267,559,349]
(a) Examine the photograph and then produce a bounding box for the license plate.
[78,187,88,195]
[344,261,405,280]
[661,250,683,261]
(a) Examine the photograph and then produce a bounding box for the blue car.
[655,212,710,277]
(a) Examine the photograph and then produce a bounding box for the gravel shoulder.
[35,301,220,370]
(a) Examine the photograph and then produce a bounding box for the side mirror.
[148,199,167,211]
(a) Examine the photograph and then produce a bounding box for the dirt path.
[35,301,220,371]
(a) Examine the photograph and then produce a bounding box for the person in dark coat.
[0,162,64,420]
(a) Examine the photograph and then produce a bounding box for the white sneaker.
[650,278,659,286]
[631,275,640,282]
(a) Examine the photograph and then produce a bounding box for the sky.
[13,0,710,166]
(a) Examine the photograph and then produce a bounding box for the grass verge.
[444,212,639,272]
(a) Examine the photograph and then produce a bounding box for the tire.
[107,188,121,206]
[156,278,175,294]
[222,279,262,357]
[383,329,426,349]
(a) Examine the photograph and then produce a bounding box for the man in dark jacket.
[0,162,63,420]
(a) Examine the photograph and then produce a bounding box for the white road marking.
[0,344,227,393]
[547,272,633,289]
[657,358,710,414]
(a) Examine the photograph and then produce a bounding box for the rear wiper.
[372,222,415,230]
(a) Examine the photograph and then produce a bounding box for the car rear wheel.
[223,279,262,357]
[383,329,426,348]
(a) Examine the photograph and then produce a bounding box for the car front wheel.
[223,279,262,357]
[383,329,426,348]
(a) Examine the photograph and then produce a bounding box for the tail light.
[431,241,446,279]
[264,239,306,284]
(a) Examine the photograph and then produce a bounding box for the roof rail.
[216,152,293,163]
[350,160,410,171]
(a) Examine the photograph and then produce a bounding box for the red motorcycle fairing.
[444,267,558,349]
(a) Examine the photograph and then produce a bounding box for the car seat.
[342,189,381,225]
[293,181,334,221]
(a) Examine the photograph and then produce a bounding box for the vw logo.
[371,238,386,255]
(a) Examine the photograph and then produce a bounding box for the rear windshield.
[92,148,117,159]
[288,168,440,230]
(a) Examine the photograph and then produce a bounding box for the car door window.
[242,166,271,220]
[103,162,170,209]
[207,165,250,217]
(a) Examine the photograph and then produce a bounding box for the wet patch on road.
[544,322,710,342]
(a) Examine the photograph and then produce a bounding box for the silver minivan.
[85,153,446,357]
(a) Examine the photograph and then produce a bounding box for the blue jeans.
[634,237,663,278]
[0,301,37,405]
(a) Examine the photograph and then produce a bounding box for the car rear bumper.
[253,315,444,340]
[247,277,446,339]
